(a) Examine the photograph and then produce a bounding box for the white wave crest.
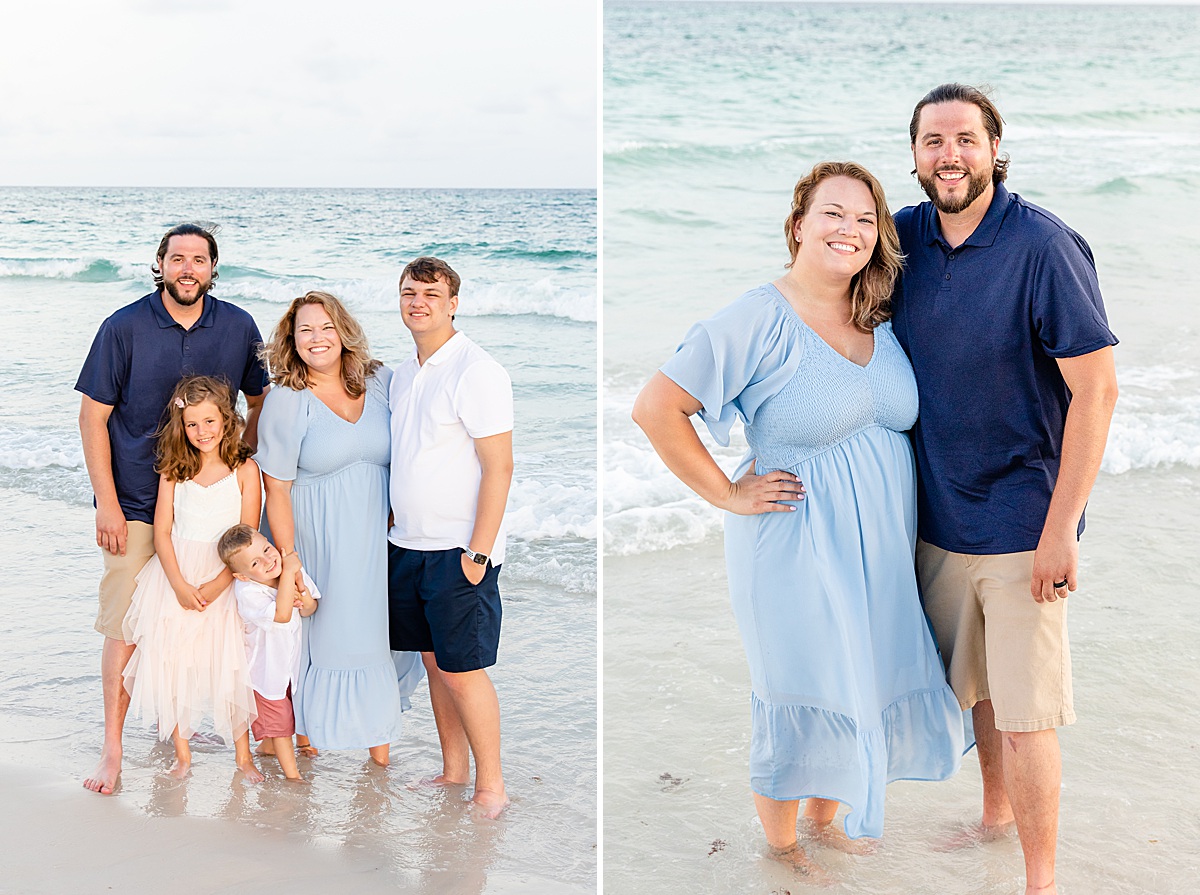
[466,278,596,323]
[507,477,597,541]
[0,258,93,278]
[223,274,594,323]
[0,426,82,470]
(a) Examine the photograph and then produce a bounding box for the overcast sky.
[1,0,597,188]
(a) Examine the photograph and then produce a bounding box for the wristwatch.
[463,546,490,566]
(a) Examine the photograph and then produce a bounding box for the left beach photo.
[0,3,597,893]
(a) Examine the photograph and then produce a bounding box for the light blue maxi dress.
[256,369,423,750]
[661,285,966,839]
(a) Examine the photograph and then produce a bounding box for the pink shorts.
[251,687,295,740]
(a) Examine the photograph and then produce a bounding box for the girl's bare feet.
[236,755,265,784]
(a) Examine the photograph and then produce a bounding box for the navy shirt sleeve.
[1032,229,1115,359]
[75,316,130,407]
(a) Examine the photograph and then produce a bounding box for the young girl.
[122,375,263,782]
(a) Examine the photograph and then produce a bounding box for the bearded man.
[891,84,1119,895]
[75,223,269,794]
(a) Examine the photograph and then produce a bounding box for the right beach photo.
[602,2,1200,893]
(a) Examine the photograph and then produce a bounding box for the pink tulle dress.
[122,472,256,743]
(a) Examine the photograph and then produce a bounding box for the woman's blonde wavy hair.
[261,291,381,397]
[155,375,252,483]
[783,161,904,332]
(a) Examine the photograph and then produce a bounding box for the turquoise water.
[604,3,1200,894]
[0,186,596,891]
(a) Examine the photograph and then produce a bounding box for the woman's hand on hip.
[720,460,805,515]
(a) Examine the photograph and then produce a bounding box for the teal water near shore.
[604,3,1200,893]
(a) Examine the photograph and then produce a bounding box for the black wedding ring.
[1053,579,1068,589]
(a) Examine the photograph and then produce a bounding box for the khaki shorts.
[917,539,1075,732]
[95,520,156,640]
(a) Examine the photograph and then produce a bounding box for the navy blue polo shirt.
[75,291,269,525]
[892,183,1117,554]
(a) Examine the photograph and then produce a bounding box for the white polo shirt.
[388,331,513,564]
[233,572,321,700]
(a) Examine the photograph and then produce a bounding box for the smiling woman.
[257,291,423,766]
[630,160,965,875]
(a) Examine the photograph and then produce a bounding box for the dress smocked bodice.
[748,291,918,472]
[255,371,392,486]
[172,472,242,541]
[661,284,918,472]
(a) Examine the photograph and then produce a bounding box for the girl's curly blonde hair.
[155,375,251,482]
[261,291,381,397]
[783,160,904,332]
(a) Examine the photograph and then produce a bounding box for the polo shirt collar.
[149,290,218,330]
[421,330,466,366]
[922,181,1012,250]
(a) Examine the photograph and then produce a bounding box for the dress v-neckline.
[309,389,367,426]
[769,284,876,369]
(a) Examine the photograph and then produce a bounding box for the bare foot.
[799,817,879,856]
[83,751,122,795]
[296,737,318,758]
[767,841,831,884]
[368,745,390,768]
[168,757,192,779]
[470,787,510,819]
[236,756,265,784]
[255,742,277,756]
[1026,884,1057,895]
[933,820,1017,852]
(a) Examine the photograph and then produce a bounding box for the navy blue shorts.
[387,544,502,673]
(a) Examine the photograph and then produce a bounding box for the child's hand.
[173,584,207,612]
[282,551,302,573]
[197,578,226,605]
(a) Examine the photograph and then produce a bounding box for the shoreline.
[0,761,394,895]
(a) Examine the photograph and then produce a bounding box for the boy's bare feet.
[470,787,509,819]
[799,817,879,856]
[236,755,265,784]
[83,750,122,795]
[767,841,831,883]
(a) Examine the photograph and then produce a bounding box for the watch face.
[472,553,489,565]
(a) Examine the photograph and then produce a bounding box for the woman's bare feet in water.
[368,744,390,768]
[767,841,831,883]
[296,737,318,758]
[799,817,879,856]
[168,756,192,779]
[470,787,509,819]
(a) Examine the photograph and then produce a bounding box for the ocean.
[0,186,596,892]
[603,2,1200,893]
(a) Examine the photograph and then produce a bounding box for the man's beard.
[918,166,991,215]
[163,275,212,306]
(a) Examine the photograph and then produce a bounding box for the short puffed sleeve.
[254,386,311,482]
[659,285,803,445]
